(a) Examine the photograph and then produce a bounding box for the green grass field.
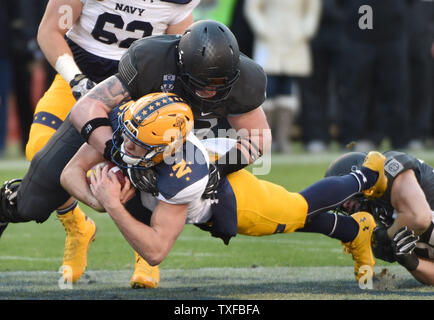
[1,151,434,300]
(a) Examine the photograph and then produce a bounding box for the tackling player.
[62,92,388,284]
[322,152,434,285]
[24,0,199,288]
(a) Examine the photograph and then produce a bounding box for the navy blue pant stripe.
[32,112,63,130]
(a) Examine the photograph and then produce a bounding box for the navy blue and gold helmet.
[111,92,193,169]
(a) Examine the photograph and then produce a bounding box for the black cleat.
[0,179,22,232]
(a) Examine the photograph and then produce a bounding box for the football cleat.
[361,151,388,199]
[58,207,96,283]
[342,211,376,282]
[0,179,22,237]
[130,251,160,289]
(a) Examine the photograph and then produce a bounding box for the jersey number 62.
[91,12,153,48]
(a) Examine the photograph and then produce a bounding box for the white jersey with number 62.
[66,0,199,60]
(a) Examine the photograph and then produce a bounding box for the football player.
[23,0,199,287]
[62,92,388,284]
[70,19,272,286]
[323,151,434,285]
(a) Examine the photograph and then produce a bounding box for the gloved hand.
[127,167,158,196]
[391,226,420,271]
[69,74,96,100]
[202,163,220,200]
[372,223,396,262]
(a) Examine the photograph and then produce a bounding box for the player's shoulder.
[128,34,179,57]
[154,132,209,203]
[383,150,422,177]
[227,53,267,114]
[118,34,179,97]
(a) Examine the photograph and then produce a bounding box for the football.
[86,161,127,188]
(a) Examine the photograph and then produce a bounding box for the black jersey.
[371,151,434,259]
[373,151,434,212]
[116,34,267,123]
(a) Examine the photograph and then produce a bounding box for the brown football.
[86,161,126,187]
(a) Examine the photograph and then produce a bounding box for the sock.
[300,175,363,216]
[57,200,78,215]
[352,166,379,190]
[298,211,359,243]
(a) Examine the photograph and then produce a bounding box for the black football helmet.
[177,20,240,110]
[325,152,367,178]
[325,152,368,215]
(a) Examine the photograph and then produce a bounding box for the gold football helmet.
[111,92,194,169]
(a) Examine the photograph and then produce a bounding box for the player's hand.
[391,226,420,271]
[119,177,136,205]
[90,164,123,209]
[372,223,396,262]
[69,73,96,100]
[127,167,158,196]
[202,163,220,199]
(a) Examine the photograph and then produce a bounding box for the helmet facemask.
[177,65,240,104]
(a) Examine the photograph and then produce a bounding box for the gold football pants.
[25,74,76,161]
[227,169,308,236]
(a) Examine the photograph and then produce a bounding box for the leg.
[0,116,96,283]
[336,38,375,147]
[57,197,96,283]
[299,43,330,150]
[125,193,159,289]
[273,76,296,154]
[25,74,75,160]
[229,151,385,236]
[376,37,409,149]
[25,76,97,283]
[228,151,385,281]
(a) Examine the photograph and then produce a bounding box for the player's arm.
[391,226,434,285]
[410,257,434,286]
[70,75,131,155]
[216,107,272,176]
[61,142,134,211]
[37,0,83,82]
[61,143,106,211]
[388,169,433,238]
[166,13,194,35]
[90,165,187,265]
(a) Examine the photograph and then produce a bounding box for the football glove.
[391,226,420,271]
[127,167,158,196]
[372,223,396,262]
[202,163,220,200]
[69,74,96,100]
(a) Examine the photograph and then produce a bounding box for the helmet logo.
[161,74,176,92]
[175,116,186,131]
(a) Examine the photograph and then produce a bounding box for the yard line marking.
[0,255,62,262]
